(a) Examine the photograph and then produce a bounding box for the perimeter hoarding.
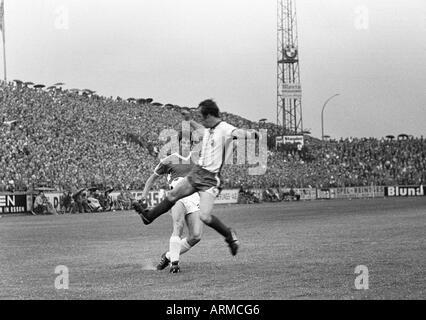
[384,186,424,197]
[0,193,28,214]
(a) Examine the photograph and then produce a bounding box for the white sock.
[169,236,181,263]
[180,238,192,255]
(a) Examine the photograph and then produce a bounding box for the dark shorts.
[187,165,222,194]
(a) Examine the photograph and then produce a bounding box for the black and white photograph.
[0,0,425,306]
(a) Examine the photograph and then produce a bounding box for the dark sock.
[147,198,176,221]
[205,215,231,240]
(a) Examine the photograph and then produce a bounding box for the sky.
[4,0,426,139]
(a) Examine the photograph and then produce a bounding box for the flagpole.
[2,24,5,83]
[1,0,5,83]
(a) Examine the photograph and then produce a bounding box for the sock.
[147,198,176,222]
[179,238,193,255]
[169,236,181,263]
[166,238,193,259]
[204,215,232,240]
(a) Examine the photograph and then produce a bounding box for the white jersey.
[198,121,236,174]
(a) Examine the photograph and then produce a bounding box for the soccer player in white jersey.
[134,99,257,256]
[141,135,202,273]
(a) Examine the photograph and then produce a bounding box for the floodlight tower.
[277,0,303,135]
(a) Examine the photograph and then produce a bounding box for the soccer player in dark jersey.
[141,136,201,273]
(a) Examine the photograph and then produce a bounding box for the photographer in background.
[289,187,301,201]
[72,188,84,213]
[61,190,73,214]
[33,191,47,215]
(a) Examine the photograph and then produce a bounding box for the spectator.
[81,189,91,213]
[0,81,424,194]
[33,191,47,215]
[61,190,73,213]
[71,189,84,213]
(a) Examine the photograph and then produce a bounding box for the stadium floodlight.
[321,94,340,141]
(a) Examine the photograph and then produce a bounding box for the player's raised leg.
[135,177,196,225]
[198,191,239,256]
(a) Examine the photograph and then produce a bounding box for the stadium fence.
[0,185,423,215]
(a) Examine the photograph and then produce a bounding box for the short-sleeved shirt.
[154,152,195,184]
[199,121,236,174]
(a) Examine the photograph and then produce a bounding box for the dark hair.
[199,99,220,118]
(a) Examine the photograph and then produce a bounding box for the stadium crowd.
[1,81,425,198]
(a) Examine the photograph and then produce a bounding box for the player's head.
[199,99,221,128]
[178,130,193,155]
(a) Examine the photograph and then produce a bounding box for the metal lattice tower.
[277,0,303,135]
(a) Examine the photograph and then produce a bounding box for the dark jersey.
[154,153,195,183]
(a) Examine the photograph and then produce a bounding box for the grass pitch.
[1,198,425,300]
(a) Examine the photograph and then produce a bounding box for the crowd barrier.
[0,193,32,214]
[315,186,386,200]
[215,189,240,204]
[76,188,240,209]
[43,192,62,212]
[0,185,423,215]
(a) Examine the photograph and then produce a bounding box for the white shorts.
[170,177,200,215]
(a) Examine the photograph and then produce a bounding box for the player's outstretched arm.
[142,174,159,199]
